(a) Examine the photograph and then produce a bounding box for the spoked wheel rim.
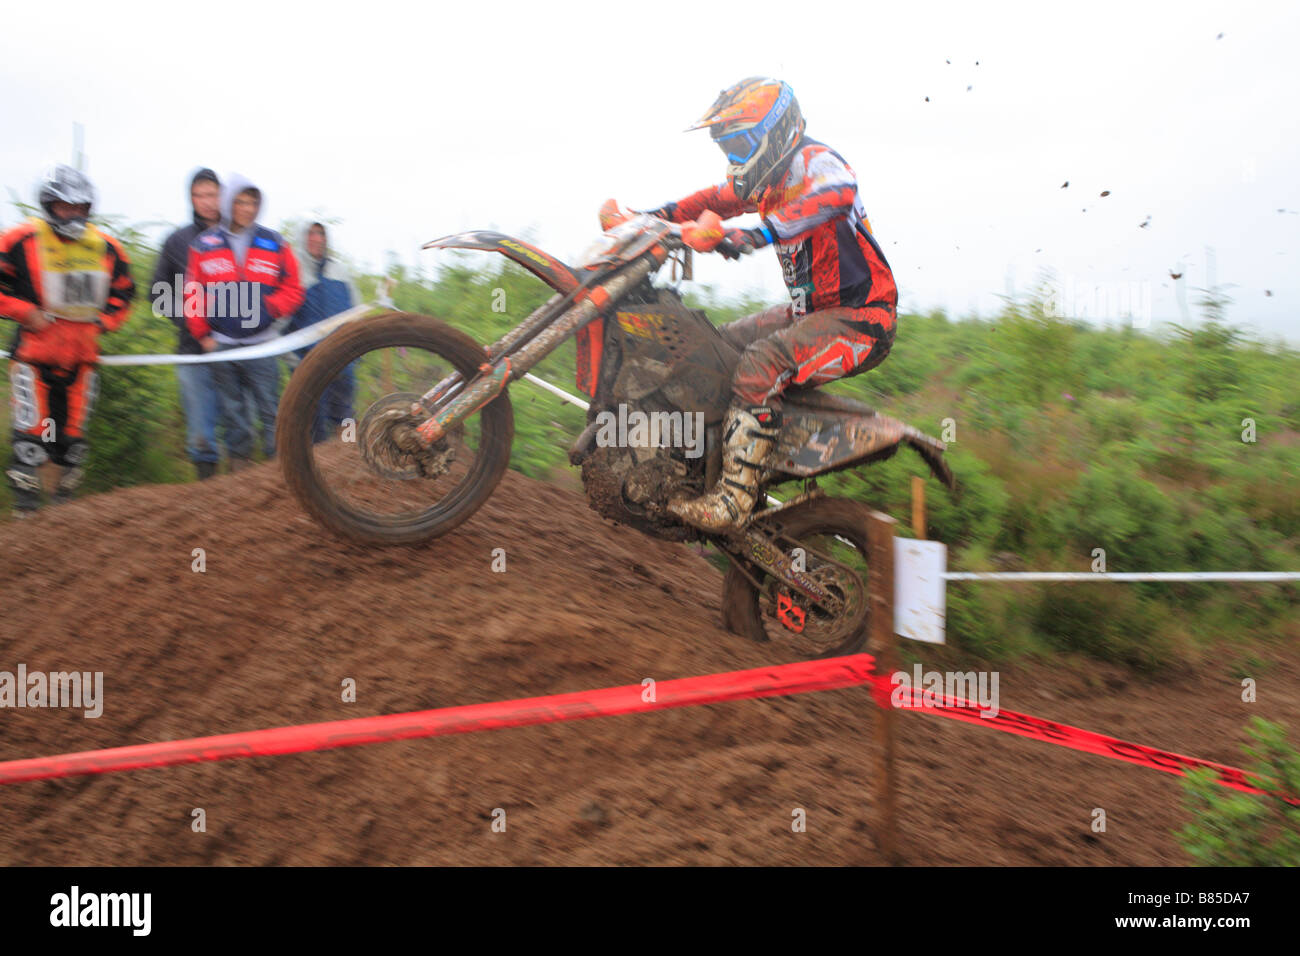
[302,345,487,529]
[278,312,514,546]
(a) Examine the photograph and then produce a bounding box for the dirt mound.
[0,463,1294,865]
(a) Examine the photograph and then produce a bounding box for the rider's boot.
[6,461,43,516]
[52,465,83,504]
[668,401,780,533]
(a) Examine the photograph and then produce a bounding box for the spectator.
[185,174,302,469]
[1,165,135,514]
[152,168,223,480]
[287,222,360,442]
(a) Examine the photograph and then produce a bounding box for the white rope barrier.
[3,304,596,420]
[944,571,1300,582]
[0,302,381,365]
[7,303,1297,587]
[521,372,590,410]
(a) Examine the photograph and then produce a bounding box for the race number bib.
[33,217,110,321]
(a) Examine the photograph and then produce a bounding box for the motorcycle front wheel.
[277,311,514,546]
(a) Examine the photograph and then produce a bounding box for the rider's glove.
[14,302,47,330]
[717,225,773,259]
[681,210,726,252]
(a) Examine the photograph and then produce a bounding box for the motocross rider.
[1,165,135,513]
[618,77,898,532]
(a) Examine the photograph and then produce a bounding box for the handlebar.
[596,198,753,263]
[715,236,750,260]
[659,229,748,258]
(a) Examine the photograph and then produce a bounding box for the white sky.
[2,0,1297,341]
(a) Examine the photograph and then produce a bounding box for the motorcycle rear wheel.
[721,497,874,659]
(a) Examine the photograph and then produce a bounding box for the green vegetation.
[814,291,1298,671]
[1178,718,1300,865]
[2,222,1296,670]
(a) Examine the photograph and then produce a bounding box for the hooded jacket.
[185,173,303,345]
[287,223,359,351]
[152,167,220,354]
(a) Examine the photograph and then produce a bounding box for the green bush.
[1178,718,1300,866]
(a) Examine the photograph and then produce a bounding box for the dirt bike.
[276,206,954,658]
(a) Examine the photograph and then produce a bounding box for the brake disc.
[357,392,457,480]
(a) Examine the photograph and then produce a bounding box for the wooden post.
[911,476,926,540]
[867,509,900,865]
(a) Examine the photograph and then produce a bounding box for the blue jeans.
[310,360,357,443]
[212,345,281,459]
[175,362,222,464]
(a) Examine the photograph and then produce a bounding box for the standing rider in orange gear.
[1,165,135,513]
[621,77,899,532]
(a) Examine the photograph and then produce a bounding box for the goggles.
[714,126,763,165]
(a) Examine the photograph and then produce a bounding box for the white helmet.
[38,165,96,240]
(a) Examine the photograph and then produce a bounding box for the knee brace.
[11,437,49,469]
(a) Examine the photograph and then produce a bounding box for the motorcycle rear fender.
[423,230,579,294]
[774,391,955,489]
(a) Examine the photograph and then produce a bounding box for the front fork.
[414,252,662,444]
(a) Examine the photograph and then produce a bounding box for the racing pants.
[7,360,98,508]
[718,301,896,408]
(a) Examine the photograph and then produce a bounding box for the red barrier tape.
[0,652,1292,805]
[883,682,1299,806]
[0,655,877,785]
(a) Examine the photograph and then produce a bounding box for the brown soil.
[0,463,1295,865]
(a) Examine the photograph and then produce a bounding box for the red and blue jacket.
[185,225,303,343]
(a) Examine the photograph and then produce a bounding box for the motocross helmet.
[688,77,805,202]
[38,164,96,241]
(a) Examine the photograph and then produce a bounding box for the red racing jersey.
[659,137,897,316]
